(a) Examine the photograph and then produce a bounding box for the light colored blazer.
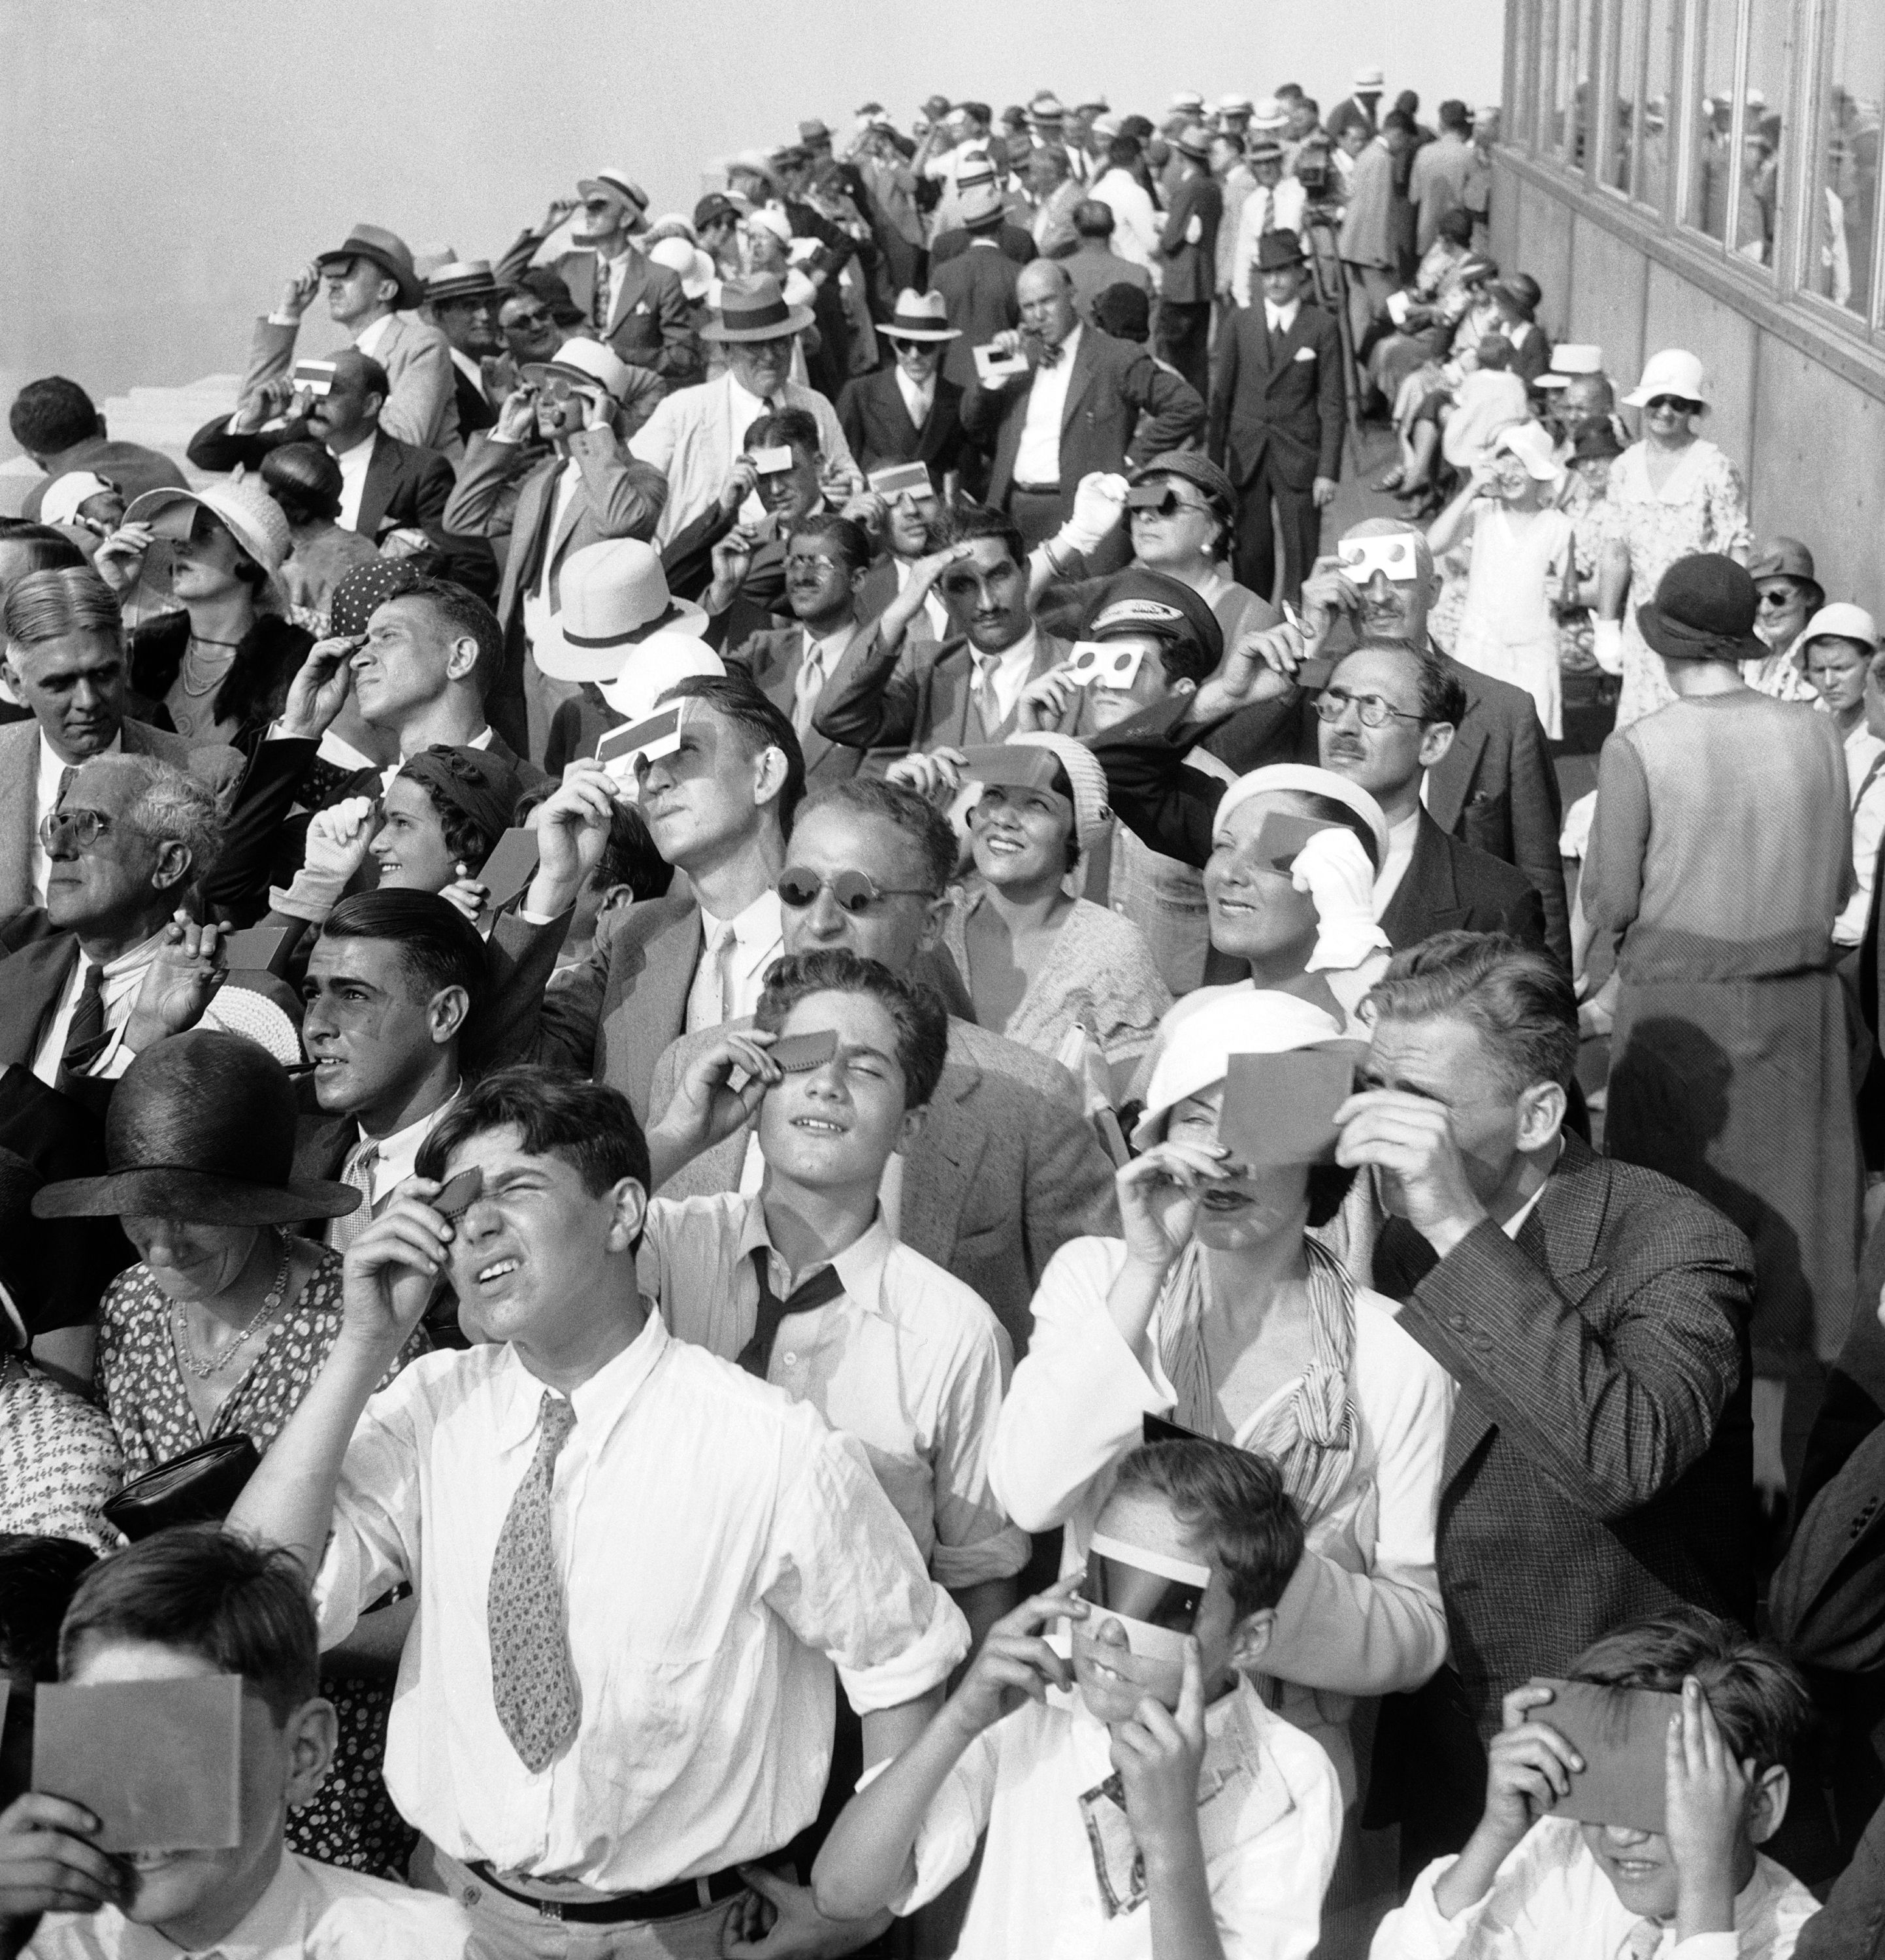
[242,312,459,455]
[629,373,857,549]
[0,717,245,915]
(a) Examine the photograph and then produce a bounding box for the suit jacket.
[961,329,1204,517]
[240,313,458,455]
[540,248,703,386]
[648,1014,1121,1354]
[1158,172,1224,306]
[1371,1132,1754,1728]
[0,909,83,1073]
[835,367,966,487]
[1064,249,1154,327]
[1208,300,1346,491]
[932,245,1023,391]
[1379,809,1547,953]
[185,415,456,542]
[814,628,1074,757]
[629,374,857,549]
[727,621,872,785]
[0,718,246,916]
[1337,139,1398,269]
[20,439,188,521]
[928,223,1038,269]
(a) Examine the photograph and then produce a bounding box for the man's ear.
[753,743,791,813]
[917,888,954,954]
[1515,1077,1567,1152]
[1748,1763,1790,1845]
[444,634,481,685]
[1228,1607,1277,1673]
[604,1175,647,1252]
[375,276,401,311]
[428,984,472,1047]
[282,1695,339,1812]
[897,1103,930,1153]
[1417,721,1456,768]
[1173,676,1198,696]
[152,840,193,893]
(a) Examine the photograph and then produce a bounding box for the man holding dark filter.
[1209,227,1343,608]
[1155,125,1223,398]
[836,291,966,489]
[1332,932,1752,1865]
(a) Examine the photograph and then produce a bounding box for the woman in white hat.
[1593,347,1752,727]
[991,985,1452,1863]
[1427,419,1576,737]
[938,731,1170,1085]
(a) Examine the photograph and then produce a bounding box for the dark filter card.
[1294,657,1337,691]
[1217,1050,1356,1168]
[1248,811,1339,872]
[1530,1678,1682,1835]
[597,707,684,776]
[433,1167,484,1221]
[474,828,542,913]
[960,745,1060,793]
[33,1674,243,1852]
[218,924,290,973]
[770,1028,840,1073]
[868,463,932,497]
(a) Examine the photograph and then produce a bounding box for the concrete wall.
[0,0,1504,449]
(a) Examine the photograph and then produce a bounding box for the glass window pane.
[1736,0,1787,265]
[1540,0,1564,152]
[1807,0,1884,315]
[1635,0,1680,208]
[1686,0,1741,242]
[1605,0,1645,190]
[1558,0,1597,167]
[1512,0,1539,144]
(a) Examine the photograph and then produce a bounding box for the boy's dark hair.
[8,378,97,457]
[798,776,959,896]
[417,1064,651,1206]
[1366,930,1581,1093]
[791,513,872,577]
[756,950,949,1108]
[1111,1440,1305,1618]
[658,672,808,836]
[319,889,488,1026]
[1568,1608,1812,1776]
[0,1535,98,1682]
[939,498,1025,574]
[59,1527,318,1726]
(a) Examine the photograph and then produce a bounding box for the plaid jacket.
[1373,1132,1754,1729]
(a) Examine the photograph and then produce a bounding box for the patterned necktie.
[57,960,108,1084]
[328,1139,380,1252]
[489,1392,582,1774]
[591,259,611,330]
[1624,1921,1665,1960]
[1036,338,1064,370]
[736,1248,847,1377]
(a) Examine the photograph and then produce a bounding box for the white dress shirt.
[972,625,1043,732]
[352,313,395,363]
[1836,722,1885,947]
[684,887,783,1033]
[24,1848,471,1959]
[312,1312,969,1891]
[895,365,936,429]
[1089,170,1162,277]
[1265,297,1303,336]
[640,1196,1027,1586]
[345,1088,461,1214]
[990,1233,1454,1805]
[596,248,635,329]
[1013,325,1083,487]
[1373,1818,1819,1960]
[335,429,379,534]
[794,619,862,740]
[885,1673,1341,1960]
[1370,809,1420,917]
[31,729,122,905]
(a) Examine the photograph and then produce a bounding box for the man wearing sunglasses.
[646,775,1119,1358]
[495,167,702,387]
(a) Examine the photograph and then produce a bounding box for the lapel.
[1059,329,1100,437]
[562,253,600,322]
[1264,308,1313,393]
[604,898,704,1117]
[898,1032,987,1263]
[355,433,399,540]
[1424,650,1486,834]
[1,933,82,1070]
[1380,810,1462,948]
[608,253,647,335]
[548,453,589,566]
[0,725,37,913]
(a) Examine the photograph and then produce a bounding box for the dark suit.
[835,367,966,489]
[450,361,498,440]
[522,247,702,386]
[1364,1134,1752,1849]
[1379,809,1546,953]
[1208,298,1345,605]
[648,1015,1121,1356]
[184,417,457,543]
[814,628,1073,758]
[961,327,1204,534]
[727,621,872,786]
[928,223,1038,269]
[0,911,85,1075]
[1155,171,1224,397]
[932,244,1022,390]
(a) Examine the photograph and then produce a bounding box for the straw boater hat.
[578,167,651,229]
[315,222,423,309]
[701,274,813,343]
[535,540,709,684]
[879,290,960,342]
[424,259,502,306]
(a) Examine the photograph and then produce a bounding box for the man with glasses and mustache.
[496,167,701,387]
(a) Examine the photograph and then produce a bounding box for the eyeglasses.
[1755,588,1799,609]
[1312,687,1426,728]
[785,553,842,575]
[1644,395,1701,414]
[39,806,139,853]
[776,867,934,914]
[504,306,555,331]
[1129,490,1208,521]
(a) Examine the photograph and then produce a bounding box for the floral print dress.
[96,1245,427,1878]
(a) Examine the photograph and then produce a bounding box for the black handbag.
[102,1435,261,1541]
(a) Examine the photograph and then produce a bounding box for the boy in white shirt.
[810,1437,1342,1959]
[0,1527,469,1959]
[1372,1609,1821,1960]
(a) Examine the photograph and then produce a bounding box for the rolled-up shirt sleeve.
[926,1318,1029,1590]
[310,1373,429,1650]
[874,1729,1001,1915]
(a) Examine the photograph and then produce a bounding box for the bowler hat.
[881,289,960,342]
[33,1032,361,1226]
[1747,536,1824,611]
[1635,553,1765,664]
[425,259,501,306]
[535,539,709,683]
[700,274,814,343]
[1255,229,1309,272]
[316,222,423,310]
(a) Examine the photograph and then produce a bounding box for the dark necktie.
[58,960,108,1083]
[55,764,77,809]
[1036,339,1064,370]
[736,1247,847,1378]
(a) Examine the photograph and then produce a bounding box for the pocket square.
[1293,345,1318,363]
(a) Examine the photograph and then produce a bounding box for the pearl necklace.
[180,634,242,697]
[172,1232,292,1379]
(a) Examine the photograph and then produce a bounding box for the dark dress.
[127,610,314,751]
[96,1246,428,1877]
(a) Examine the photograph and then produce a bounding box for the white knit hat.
[1215,764,1390,872]
[1132,987,1350,1148]
[1005,731,1111,860]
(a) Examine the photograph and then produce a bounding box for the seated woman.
[1368,206,1477,429]
[259,442,382,634]
[989,987,1452,1925]
[941,730,1170,1090]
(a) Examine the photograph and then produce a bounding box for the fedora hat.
[1354,66,1386,90]
[701,273,814,343]
[521,335,635,401]
[1255,228,1309,272]
[881,289,960,341]
[1175,123,1214,161]
[425,258,501,306]
[1623,347,1708,408]
[1217,93,1254,117]
[798,118,834,146]
[957,180,1006,227]
[719,149,783,191]
[33,1031,360,1226]
[1028,92,1066,123]
[1636,553,1765,664]
[316,222,423,310]
[535,540,709,683]
[578,167,650,216]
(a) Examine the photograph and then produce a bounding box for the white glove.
[302,795,378,884]
[1055,472,1130,557]
[1292,827,1390,973]
[1591,618,1624,675]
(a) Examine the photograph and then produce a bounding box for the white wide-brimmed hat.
[1623,348,1709,408]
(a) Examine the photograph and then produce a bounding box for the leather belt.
[465,1860,753,1924]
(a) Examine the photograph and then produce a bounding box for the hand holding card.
[1527,1678,1684,1835]
[1064,640,1146,689]
[974,344,1029,385]
[596,707,685,791]
[1217,1050,1358,1168]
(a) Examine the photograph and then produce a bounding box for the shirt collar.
[492,1303,672,1458]
[353,312,395,360]
[120,1850,314,1958]
[39,725,123,789]
[742,1194,894,1316]
[359,1084,460,1178]
[98,923,174,983]
[1500,1138,1565,1240]
[973,624,1038,674]
[699,884,782,948]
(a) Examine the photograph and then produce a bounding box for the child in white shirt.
[811,1436,1343,1959]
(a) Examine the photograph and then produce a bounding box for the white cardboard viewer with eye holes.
[1065,640,1146,688]
[1337,534,1419,583]
[973,344,1029,384]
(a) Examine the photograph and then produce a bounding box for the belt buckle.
[536,1899,565,1921]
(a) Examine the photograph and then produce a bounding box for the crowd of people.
[2,56,1884,1960]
